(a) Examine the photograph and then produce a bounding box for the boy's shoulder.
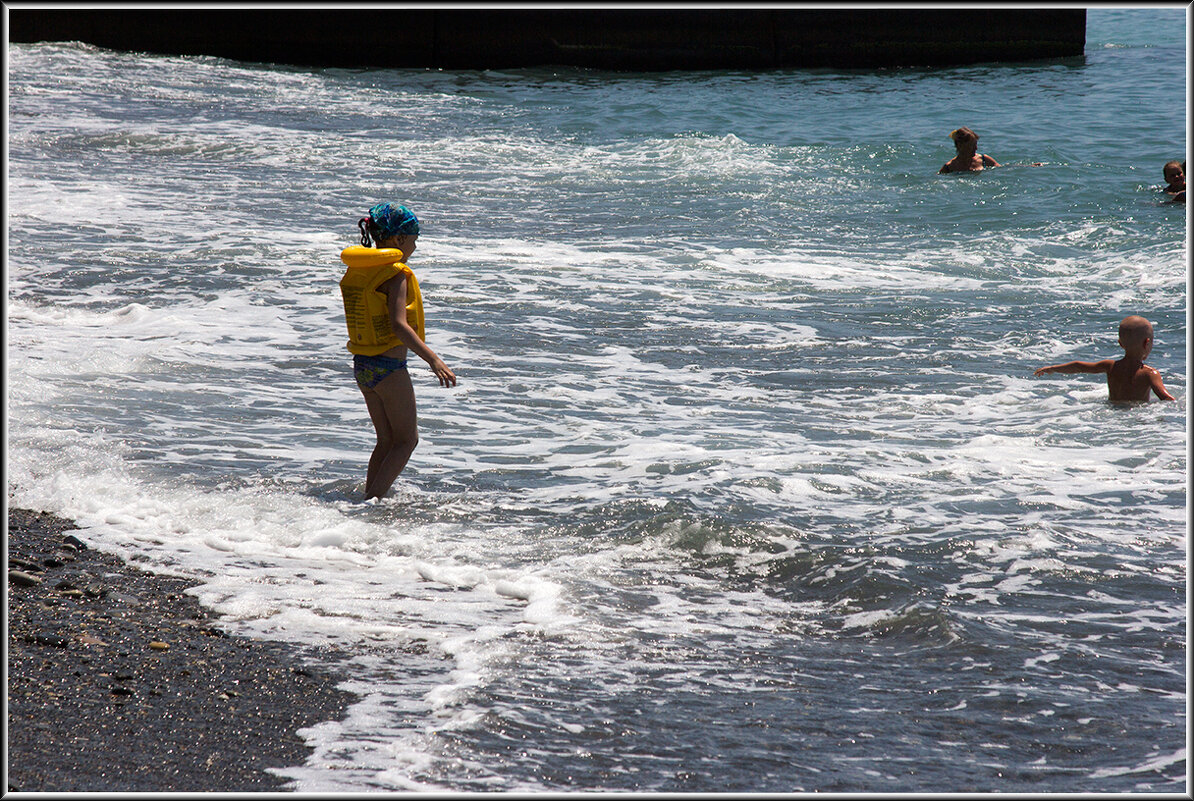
[1115,355,1157,371]
[1114,357,1161,384]
[1136,363,1163,379]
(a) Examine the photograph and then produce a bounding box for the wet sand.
[7,507,355,792]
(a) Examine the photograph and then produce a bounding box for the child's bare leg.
[361,371,419,500]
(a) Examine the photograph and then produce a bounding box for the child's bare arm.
[1145,366,1176,400]
[1034,359,1114,376]
[982,154,1000,167]
[385,275,457,388]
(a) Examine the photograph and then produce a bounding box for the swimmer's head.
[1163,160,1184,184]
[358,203,420,247]
[1118,315,1155,354]
[949,127,979,148]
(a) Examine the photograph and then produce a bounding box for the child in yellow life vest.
[339,203,456,500]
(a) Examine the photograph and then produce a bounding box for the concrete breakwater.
[8,8,1085,71]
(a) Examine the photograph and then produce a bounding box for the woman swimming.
[939,126,1000,173]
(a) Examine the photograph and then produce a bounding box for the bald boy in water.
[1035,315,1175,402]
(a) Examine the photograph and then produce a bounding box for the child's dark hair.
[358,216,380,247]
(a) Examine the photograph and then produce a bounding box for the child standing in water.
[1034,315,1175,402]
[339,203,456,500]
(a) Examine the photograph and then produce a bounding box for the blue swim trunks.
[353,354,408,390]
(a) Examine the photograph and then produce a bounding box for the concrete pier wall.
[7,9,1086,71]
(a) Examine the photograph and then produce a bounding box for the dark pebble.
[10,570,42,587]
[27,633,69,648]
[63,534,89,550]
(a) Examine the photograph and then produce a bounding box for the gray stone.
[10,570,42,587]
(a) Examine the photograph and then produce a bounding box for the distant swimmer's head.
[949,127,979,150]
[1118,315,1155,356]
[1163,160,1184,185]
[358,203,420,253]
[949,127,978,143]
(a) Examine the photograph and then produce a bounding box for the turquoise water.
[7,8,1187,792]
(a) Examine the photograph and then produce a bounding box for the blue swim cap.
[369,203,420,238]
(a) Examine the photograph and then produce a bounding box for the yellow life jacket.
[338,247,425,355]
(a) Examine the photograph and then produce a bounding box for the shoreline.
[6,506,355,792]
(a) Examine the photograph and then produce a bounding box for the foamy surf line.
[6,414,580,787]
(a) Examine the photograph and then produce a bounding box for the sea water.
[6,8,1188,792]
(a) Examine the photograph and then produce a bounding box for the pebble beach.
[6,506,355,792]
